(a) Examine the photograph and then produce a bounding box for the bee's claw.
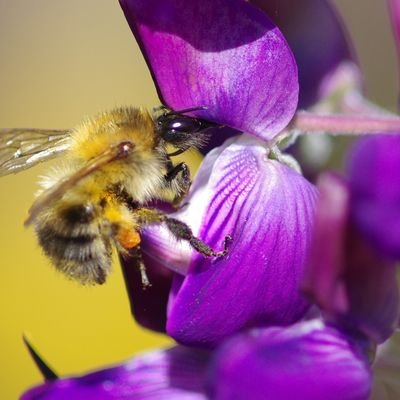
[211,234,232,258]
[139,263,152,290]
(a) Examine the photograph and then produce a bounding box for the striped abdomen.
[35,203,112,284]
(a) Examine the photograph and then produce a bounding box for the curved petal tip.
[120,0,299,141]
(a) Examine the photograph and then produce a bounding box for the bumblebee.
[0,106,230,286]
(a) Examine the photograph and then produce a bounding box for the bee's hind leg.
[164,217,232,258]
[128,246,152,289]
[135,208,231,258]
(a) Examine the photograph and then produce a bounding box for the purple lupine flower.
[21,1,400,399]
[118,0,320,348]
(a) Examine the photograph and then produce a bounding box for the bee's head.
[156,107,219,156]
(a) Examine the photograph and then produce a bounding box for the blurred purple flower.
[22,347,211,400]
[300,135,400,399]
[348,135,400,259]
[210,320,371,400]
[303,172,399,344]
[19,323,373,400]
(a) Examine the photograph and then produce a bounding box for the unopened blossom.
[348,135,400,258]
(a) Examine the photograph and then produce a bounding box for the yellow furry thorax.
[69,107,158,162]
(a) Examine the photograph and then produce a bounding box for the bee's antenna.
[172,106,208,115]
[167,148,186,157]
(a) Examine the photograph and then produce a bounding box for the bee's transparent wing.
[25,141,135,226]
[0,128,72,176]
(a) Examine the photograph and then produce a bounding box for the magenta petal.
[303,172,400,343]
[119,0,299,140]
[21,347,210,400]
[250,0,355,108]
[163,135,317,347]
[211,320,372,400]
[348,135,400,259]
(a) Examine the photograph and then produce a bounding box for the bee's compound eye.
[159,116,203,143]
[62,204,95,224]
[167,118,202,134]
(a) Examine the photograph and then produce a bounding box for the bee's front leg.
[164,162,191,206]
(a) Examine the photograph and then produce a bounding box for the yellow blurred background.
[0,1,397,398]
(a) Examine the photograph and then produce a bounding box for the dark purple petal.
[210,320,372,400]
[348,135,400,259]
[250,0,356,108]
[199,126,240,156]
[340,230,399,343]
[303,173,400,343]
[147,135,317,347]
[302,173,350,314]
[119,0,299,141]
[22,347,210,400]
[120,252,173,333]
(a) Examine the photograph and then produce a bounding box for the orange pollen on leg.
[117,228,141,250]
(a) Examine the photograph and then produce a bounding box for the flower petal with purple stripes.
[139,135,317,347]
